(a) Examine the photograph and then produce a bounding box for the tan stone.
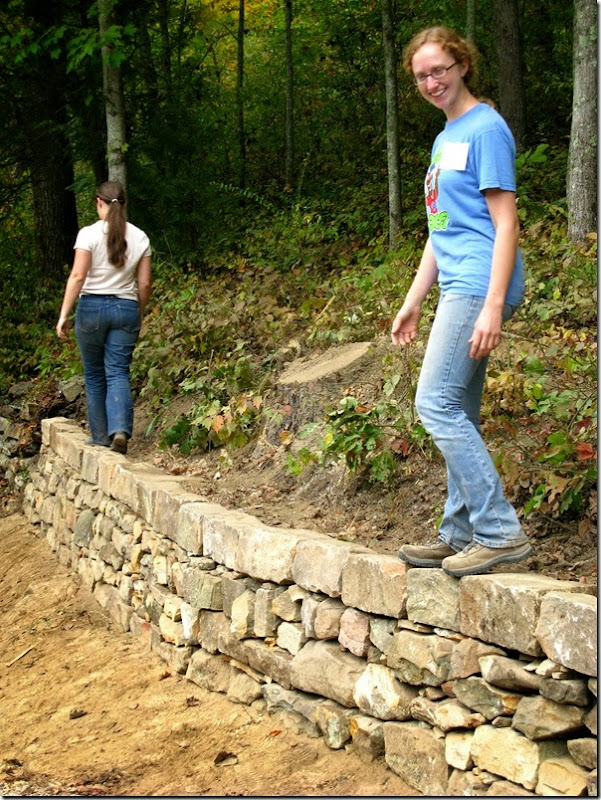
[459,574,590,656]
[471,724,568,790]
[353,663,417,721]
[406,568,461,630]
[536,755,589,796]
[338,607,371,657]
[292,537,371,598]
[410,695,486,732]
[453,676,523,720]
[341,552,407,618]
[445,730,474,770]
[290,640,366,707]
[386,629,453,686]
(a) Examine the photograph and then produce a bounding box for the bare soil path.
[0,513,417,797]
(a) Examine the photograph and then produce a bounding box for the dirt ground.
[0,513,417,798]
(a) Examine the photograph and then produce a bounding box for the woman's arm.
[136,255,153,317]
[391,237,439,346]
[56,249,92,339]
[469,188,520,359]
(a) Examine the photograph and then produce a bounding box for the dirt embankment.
[0,513,416,797]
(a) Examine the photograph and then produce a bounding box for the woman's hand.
[469,304,503,359]
[391,303,421,346]
[56,315,69,340]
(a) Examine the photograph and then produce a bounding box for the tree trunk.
[284,0,295,191]
[466,0,476,42]
[157,0,173,98]
[381,0,402,248]
[22,0,78,276]
[491,0,526,149]
[99,0,128,193]
[237,0,246,190]
[567,0,597,242]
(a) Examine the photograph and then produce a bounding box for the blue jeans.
[415,293,528,550]
[75,295,140,444]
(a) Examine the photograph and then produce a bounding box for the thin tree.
[99,0,128,191]
[491,0,526,149]
[466,0,476,42]
[237,0,246,190]
[567,0,597,242]
[284,0,295,190]
[381,0,402,248]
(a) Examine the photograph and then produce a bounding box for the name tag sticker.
[440,142,470,170]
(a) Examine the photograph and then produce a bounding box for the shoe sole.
[398,550,454,568]
[111,435,128,454]
[442,544,533,577]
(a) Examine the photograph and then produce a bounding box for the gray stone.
[383,721,449,796]
[478,654,543,692]
[290,640,366,707]
[567,737,597,770]
[512,695,587,740]
[226,669,263,705]
[453,677,524,720]
[186,648,233,693]
[348,715,385,763]
[459,574,590,657]
[341,552,407,618]
[535,591,597,677]
[271,584,310,621]
[406,568,461,630]
[539,676,591,706]
[314,700,355,749]
[255,585,284,638]
[386,629,453,686]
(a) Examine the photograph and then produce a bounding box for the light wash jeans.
[415,293,528,551]
[75,295,140,445]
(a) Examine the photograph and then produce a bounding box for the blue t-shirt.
[425,103,525,308]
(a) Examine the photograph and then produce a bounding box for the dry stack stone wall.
[21,418,598,797]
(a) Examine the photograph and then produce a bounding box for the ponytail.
[97,181,127,268]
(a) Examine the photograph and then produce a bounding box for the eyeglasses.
[413,62,457,85]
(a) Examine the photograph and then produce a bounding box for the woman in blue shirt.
[392,26,532,576]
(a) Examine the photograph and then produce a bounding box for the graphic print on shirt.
[425,149,449,232]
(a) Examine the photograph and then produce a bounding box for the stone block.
[478,654,543,692]
[227,669,263,705]
[234,521,322,584]
[341,552,407,618]
[338,607,371,657]
[535,591,597,677]
[272,584,310,621]
[348,715,385,763]
[186,648,233,693]
[453,677,523,721]
[151,489,204,541]
[536,755,590,796]
[93,583,133,632]
[471,724,568,791]
[353,663,417,721]
[566,737,597,771]
[459,574,590,656]
[511,695,587,740]
[276,621,307,655]
[290,640,366,707]
[445,730,474,770]
[386,629,453,686]
[254,585,283,638]
[314,700,355,749]
[410,695,486,732]
[406,568,461,630]
[314,597,346,640]
[173,502,224,554]
[292,537,371,598]
[383,721,449,796]
[448,638,506,681]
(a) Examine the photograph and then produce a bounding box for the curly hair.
[402,26,480,91]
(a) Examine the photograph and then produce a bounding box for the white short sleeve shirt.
[75,220,152,301]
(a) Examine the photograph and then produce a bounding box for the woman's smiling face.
[411,42,469,119]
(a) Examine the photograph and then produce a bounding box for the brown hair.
[402,25,480,91]
[97,181,127,268]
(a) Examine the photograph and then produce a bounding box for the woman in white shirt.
[56,181,152,454]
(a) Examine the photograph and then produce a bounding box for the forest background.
[0,0,597,544]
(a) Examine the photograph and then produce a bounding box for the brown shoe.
[111,431,128,454]
[398,539,456,567]
[441,541,533,577]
